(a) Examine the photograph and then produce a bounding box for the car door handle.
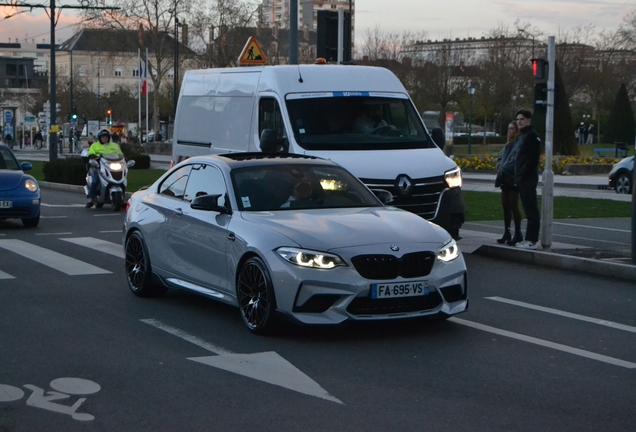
[227,232,235,241]
[173,207,183,216]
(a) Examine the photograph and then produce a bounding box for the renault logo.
[397,175,412,195]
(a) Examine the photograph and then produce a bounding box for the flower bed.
[455,155,618,174]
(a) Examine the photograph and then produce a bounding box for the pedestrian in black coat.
[514,109,541,249]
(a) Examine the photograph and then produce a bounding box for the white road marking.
[60,237,124,259]
[99,230,121,233]
[553,221,630,233]
[36,232,73,236]
[450,318,636,369]
[551,233,629,246]
[41,203,85,208]
[486,296,636,334]
[0,269,15,280]
[0,240,111,275]
[93,214,123,217]
[142,319,343,404]
[141,319,234,355]
[41,216,67,219]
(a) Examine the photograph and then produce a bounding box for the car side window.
[183,163,227,205]
[158,165,192,199]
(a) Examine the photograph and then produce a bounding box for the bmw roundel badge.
[390,245,399,251]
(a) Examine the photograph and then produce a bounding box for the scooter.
[81,150,135,211]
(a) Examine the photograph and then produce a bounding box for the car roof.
[186,152,340,170]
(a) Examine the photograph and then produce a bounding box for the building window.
[78,66,86,77]
[97,86,104,97]
[167,69,174,78]
[115,67,122,77]
[134,68,140,77]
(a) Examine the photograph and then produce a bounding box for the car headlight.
[445,166,462,189]
[109,162,123,171]
[437,239,460,262]
[25,179,38,192]
[276,247,346,269]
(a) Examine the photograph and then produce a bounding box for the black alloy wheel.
[125,231,166,297]
[237,257,278,335]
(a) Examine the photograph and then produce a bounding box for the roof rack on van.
[219,152,321,162]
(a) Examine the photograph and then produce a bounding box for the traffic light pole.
[540,36,556,249]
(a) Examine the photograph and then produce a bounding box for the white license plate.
[0,201,12,209]
[371,281,429,299]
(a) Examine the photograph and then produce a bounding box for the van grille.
[359,175,446,220]
[351,252,436,280]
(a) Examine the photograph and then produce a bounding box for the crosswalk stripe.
[0,269,15,280]
[0,239,111,276]
[60,237,124,259]
[485,296,636,334]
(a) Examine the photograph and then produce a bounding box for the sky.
[0,0,633,47]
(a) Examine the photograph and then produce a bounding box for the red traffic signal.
[531,58,546,80]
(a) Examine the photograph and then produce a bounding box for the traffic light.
[71,112,77,120]
[316,10,352,63]
[107,109,112,125]
[531,58,546,80]
[106,109,111,115]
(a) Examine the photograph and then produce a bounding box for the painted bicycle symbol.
[0,377,101,421]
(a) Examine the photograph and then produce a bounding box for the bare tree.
[188,0,260,68]
[82,0,191,134]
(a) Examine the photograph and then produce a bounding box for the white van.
[172,65,465,238]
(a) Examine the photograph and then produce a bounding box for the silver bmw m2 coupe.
[124,153,468,334]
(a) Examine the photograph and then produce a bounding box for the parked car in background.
[0,143,40,227]
[123,153,468,334]
[608,156,634,194]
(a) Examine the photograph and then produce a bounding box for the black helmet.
[97,129,111,140]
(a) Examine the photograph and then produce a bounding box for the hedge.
[42,157,87,185]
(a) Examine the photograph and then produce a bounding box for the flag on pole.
[141,58,148,96]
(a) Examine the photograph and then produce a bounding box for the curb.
[463,176,608,191]
[474,244,636,283]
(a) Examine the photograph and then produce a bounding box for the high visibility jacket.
[87,141,123,158]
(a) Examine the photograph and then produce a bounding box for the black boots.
[496,230,511,244]
[507,232,523,246]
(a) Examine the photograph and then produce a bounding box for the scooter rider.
[85,129,123,208]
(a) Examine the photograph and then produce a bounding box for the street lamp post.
[467,81,476,155]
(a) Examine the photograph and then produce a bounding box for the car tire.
[236,257,278,335]
[615,172,632,194]
[125,231,167,297]
[22,214,40,228]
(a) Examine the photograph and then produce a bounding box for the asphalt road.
[1,189,634,431]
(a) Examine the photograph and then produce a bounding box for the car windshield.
[232,163,383,211]
[0,147,20,170]
[285,93,436,151]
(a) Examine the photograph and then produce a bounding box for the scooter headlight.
[109,162,123,171]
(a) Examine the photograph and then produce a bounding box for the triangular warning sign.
[238,36,267,65]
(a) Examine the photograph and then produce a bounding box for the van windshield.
[285,93,436,151]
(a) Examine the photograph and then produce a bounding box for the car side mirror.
[20,162,32,171]
[127,160,136,168]
[190,194,232,215]
[370,189,393,204]
[431,127,445,150]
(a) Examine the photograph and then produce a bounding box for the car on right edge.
[608,156,634,194]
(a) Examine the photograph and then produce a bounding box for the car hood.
[0,171,25,191]
[240,207,450,251]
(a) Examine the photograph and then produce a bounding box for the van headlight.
[277,247,346,269]
[437,239,459,262]
[445,167,462,189]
